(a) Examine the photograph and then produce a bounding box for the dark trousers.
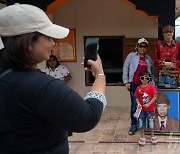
[129,83,139,126]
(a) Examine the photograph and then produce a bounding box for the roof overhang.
[1,0,180,19]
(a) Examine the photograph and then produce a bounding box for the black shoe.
[68,131,73,137]
[128,125,137,135]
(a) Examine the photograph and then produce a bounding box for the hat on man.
[156,92,170,105]
[0,4,69,50]
[137,38,148,45]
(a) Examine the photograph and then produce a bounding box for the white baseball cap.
[137,38,148,44]
[0,4,69,50]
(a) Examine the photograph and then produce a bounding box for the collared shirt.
[158,116,167,128]
[154,40,180,69]
[42,65,70,81]
[123,51,154,84]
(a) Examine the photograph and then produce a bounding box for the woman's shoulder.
[31,71,64,89]
[11,70,62,91]
[41,67,49,73]
[57,65,67,69]
[56,65,69,72]
[29,70,55,81]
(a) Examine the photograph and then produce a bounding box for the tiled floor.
[69,106,180,154]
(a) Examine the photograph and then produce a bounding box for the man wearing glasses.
[123,38,155,135]
[154,25,180,88]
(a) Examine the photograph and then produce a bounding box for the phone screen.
[84,37,99,68]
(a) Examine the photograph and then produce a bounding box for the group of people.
[123,25,179,145]
[0,3,179,153]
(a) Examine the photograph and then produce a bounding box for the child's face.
[140,75,150,85]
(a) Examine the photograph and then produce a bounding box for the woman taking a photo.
[0,4,106,154]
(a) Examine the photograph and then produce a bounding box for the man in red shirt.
[154,25,180,69]
[154,25,180,87]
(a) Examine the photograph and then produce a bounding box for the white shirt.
[42,65,70,81]
[158,116,167,128]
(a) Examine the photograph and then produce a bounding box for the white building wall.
[38,0,158,107]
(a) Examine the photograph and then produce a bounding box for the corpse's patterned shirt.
[154,40,180,69]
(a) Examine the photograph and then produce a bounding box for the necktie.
[160,121,165,130]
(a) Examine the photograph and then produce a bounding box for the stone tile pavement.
[68,106,180,154]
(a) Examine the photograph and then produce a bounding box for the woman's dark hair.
[46,55,60,68]
[139,70,151,83]
[0,32,42,71]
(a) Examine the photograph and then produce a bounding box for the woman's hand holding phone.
[85,55,104,77]
[84,38,99,68]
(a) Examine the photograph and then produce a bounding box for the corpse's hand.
[163,61,175,69]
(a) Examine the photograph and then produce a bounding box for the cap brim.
[138,41,148,44]
[38,24,69,39]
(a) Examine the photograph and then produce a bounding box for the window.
[84,36,124,86]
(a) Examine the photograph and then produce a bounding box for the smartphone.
[84,37,99,68]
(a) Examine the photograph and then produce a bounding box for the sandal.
[139,137,146,145]
[150,136,158,144]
